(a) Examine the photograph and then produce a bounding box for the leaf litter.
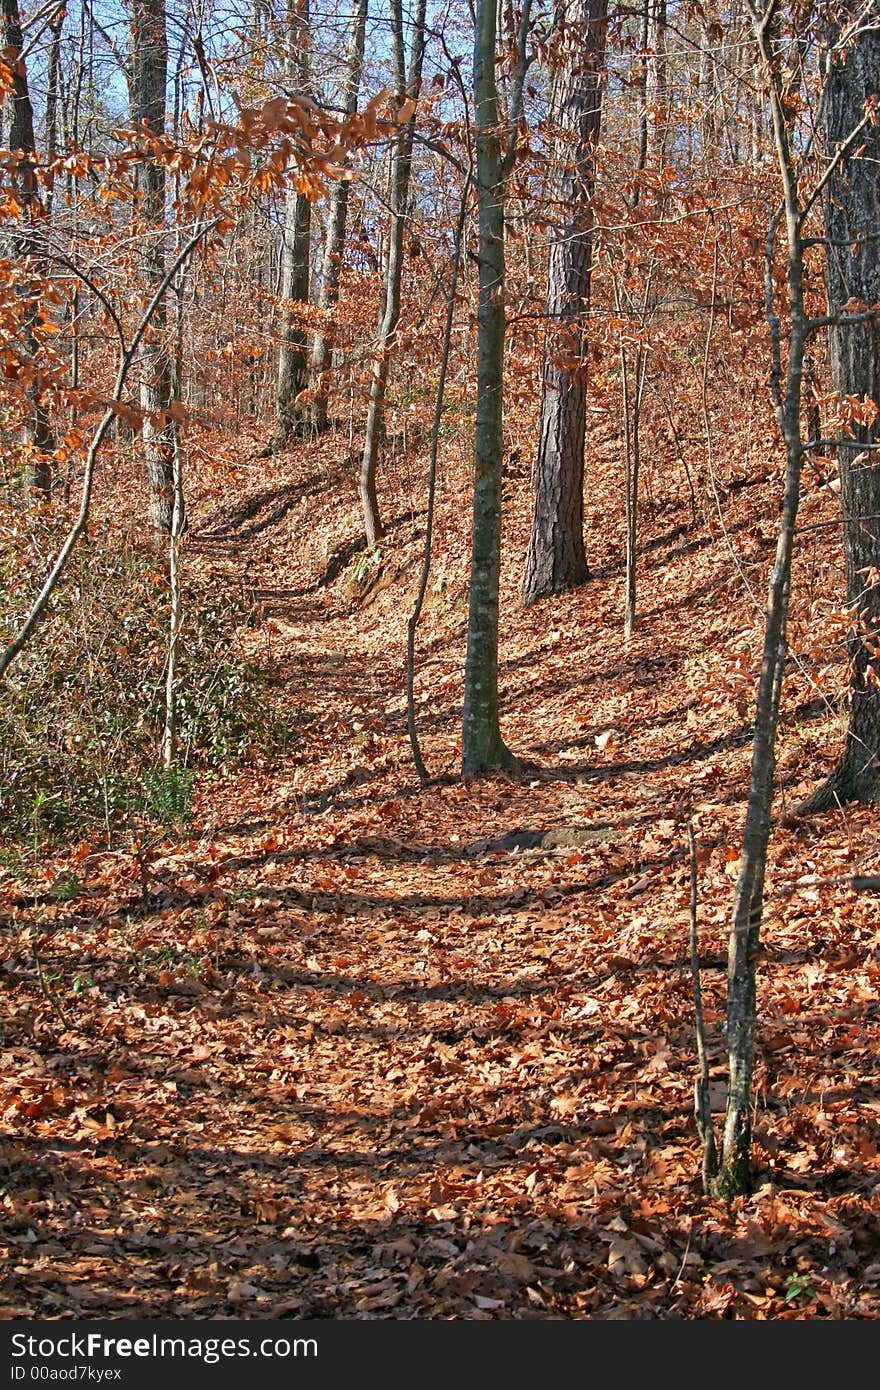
[2,416,880,1321]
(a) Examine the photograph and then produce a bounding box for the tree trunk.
[800,14,880,813]
[358,0,427,546]
[461,0,529,775]
[2,0,54,498]
[716,380,803,1199]
[131,0,173,533]
[309,0,368,434]
[706,3,809,1200]
[623,344,648,639]
[266,0,312,453]
[45,6,64,218]
[645,0,668,163]
[520,0,606,608]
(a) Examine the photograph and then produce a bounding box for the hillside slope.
[2,411,879,1319]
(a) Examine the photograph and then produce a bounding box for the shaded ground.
[2,423,879,1319]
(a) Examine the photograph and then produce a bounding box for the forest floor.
[2,408,880,1319]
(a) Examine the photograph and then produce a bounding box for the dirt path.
[2,441,880,1319]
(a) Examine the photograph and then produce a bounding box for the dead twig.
[30,925,71,1031]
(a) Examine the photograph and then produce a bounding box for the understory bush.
[0,517,289,841]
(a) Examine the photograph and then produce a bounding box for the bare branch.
[0,221,214,684]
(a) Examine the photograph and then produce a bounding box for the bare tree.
[2,0,55,497]
[309,0,369,434]
[520,0,607,608]
[695,0,878,1200]
[358,0,427,547]
[264,0,313,454]
[131,0,174,532]
[461,0,531,775]
[800,2,880,812]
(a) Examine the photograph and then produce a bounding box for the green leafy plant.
[352,545,381,585]
[139,765,196,829]
[784,1271,814,1304]
[0,521,294,842]
[49,873,81,902]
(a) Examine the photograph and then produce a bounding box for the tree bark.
[266,0,312,453]
[45,5,64,218]
[800,12,880,813]
[131,0,173,533]
[358,0,427,546]
[309,0,368,434]
[646,0,668,163]
[2,0,55,497]
[520,0,606,607]
[461,0,530,775]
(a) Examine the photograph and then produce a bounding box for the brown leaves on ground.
[2,420,879,1321]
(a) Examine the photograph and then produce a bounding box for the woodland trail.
[2,435,880,1319]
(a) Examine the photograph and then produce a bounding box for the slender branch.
[807,305,880,335]
[804,438,880,451]
[18,0,65,61]
[802,230,880,249]
[0,221,214,684]
[689,823,717,1191]
[802,109,873,222]
[764,202,784,411]
[28,241,127,351]
[30,925,71,1031]
[701,232,719,474]
[407,170,472,781]
[501,0,533,183]
[412,131,467,175]
[81,0,132,80]
[753,0,782,38]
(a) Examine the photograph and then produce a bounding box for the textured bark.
[801,15,880,812]
[2,0,54,497]
[267,0,312,453]
[461,0,526,775]
[645,0,668,162]
[309,0,368,434]
[271,180,311,445]
[131,0,173,533]
[521,0,606,607]
[698,0,719,153]
[358,0,426,546]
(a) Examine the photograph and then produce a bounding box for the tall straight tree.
[358,0,426,546]
[2,0,55,497]
[131,0,174,532]
[520,0,607,607]
[265,0,312,454]
[461,0,531,774]
[801,5,880,811]
[309,0,369,434]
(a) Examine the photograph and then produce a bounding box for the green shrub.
[0,520,291,841]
